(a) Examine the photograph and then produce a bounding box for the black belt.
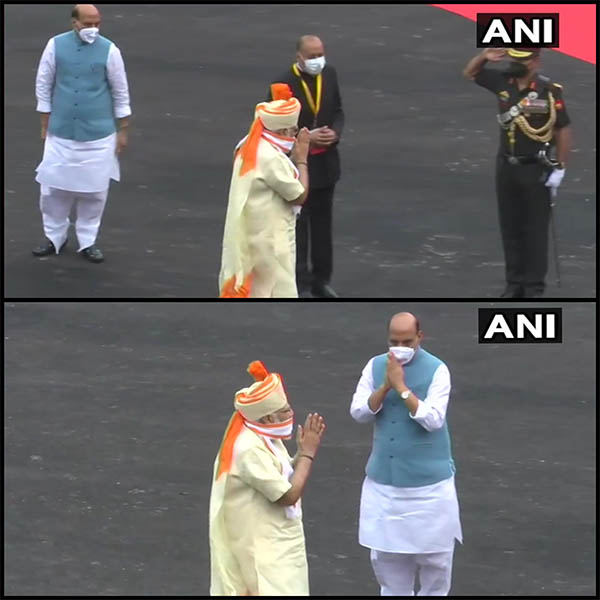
[503,154,541,166]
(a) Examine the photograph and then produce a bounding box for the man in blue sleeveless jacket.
[351,312,462,596]
[33,4,132,263]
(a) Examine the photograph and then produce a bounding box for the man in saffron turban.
[209,361,326,595]
[219,85,311,298]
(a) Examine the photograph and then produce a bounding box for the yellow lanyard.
[292,63,322,123]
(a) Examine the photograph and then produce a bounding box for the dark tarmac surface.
[4,302,596,596]
[4,4,596,299]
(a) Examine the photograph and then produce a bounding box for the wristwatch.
[400,390,411,400]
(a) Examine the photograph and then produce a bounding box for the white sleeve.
[35,38,56,113]
[107,44,132,118]
[350,357,382,423]
[409,363,451,432]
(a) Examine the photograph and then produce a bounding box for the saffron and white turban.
[237,85,301,177]
[255,97,301,132]
[234,361,288,421]
[215,361,289,479]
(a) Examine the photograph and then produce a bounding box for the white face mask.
[78,27,99,44]
[262,131,295,153]
[277,138,295,153]
[244,415,294,440]
[389,346,416,364]
[302,56,326,75]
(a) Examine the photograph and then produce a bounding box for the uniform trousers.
[370,547,454,596]
[40,185,109,253]
[495,156,551,295]
[296,185,335,289]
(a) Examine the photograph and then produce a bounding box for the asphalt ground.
[4,301,596,596]
[3,4,596,299]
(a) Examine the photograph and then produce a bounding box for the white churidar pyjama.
[370,546,455,596]
[39,185,109,252]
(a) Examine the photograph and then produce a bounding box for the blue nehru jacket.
[48,31,116,142]
[365,348,456,488]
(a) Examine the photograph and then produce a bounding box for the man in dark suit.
[268,35,345,298]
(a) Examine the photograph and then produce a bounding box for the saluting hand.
[482,48,507,62]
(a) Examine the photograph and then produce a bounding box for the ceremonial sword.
[538,144,562,288]
[548,188,562,288]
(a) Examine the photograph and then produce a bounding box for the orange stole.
[215,411,245,480]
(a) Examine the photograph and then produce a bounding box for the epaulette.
[552,82,563,89]
[538,74,550,84]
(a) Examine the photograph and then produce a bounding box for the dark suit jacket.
[268,64,345,189]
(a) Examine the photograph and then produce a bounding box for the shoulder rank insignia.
[498,90,509,100]
[552,82,563,89]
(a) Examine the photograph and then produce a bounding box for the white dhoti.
[360,475,463,596]
[35,132,119,251]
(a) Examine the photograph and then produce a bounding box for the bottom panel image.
[4,302,596,597]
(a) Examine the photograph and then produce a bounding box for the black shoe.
[81,245,104,263]
[500,285,524,299]
[311,282,339,298]
[32,238,67,257]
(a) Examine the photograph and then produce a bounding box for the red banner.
[432,4,596,64]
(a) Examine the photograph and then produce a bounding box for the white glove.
[545,168,565,197]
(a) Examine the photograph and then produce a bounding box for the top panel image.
[4,3,596,299]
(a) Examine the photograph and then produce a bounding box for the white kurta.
[34,35,132,193]
[351,354,463,553]
[36,132,120,193]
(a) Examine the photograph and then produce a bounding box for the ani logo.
[477,13,560,48]
[478,308,562,344]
